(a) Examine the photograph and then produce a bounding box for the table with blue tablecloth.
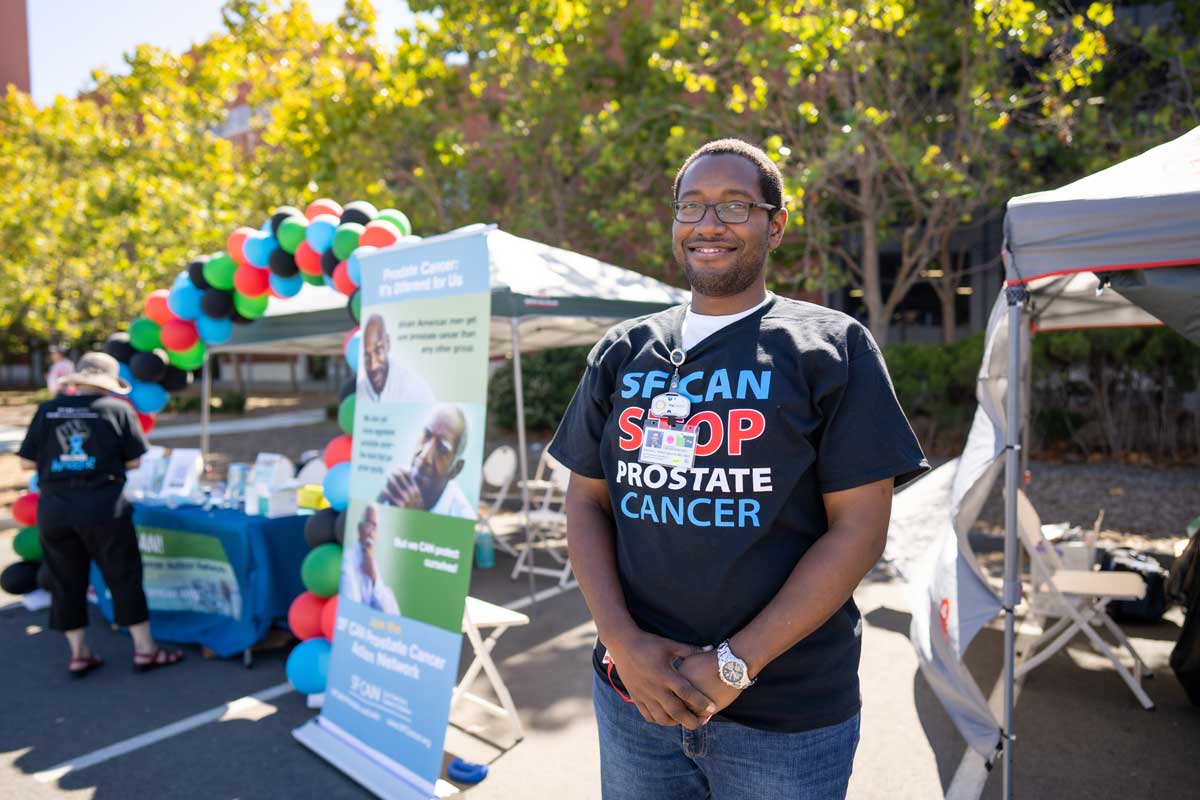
[90,504,309,658]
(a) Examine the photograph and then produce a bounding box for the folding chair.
[476,445,519,556]
[1014,489,1154,709]
[451,596,530,741]
[511,454,574,587]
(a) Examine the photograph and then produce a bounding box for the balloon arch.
[5,199,416,693]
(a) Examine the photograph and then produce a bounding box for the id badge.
[637,418,697,470]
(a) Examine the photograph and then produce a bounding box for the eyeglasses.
[671,200,777,224]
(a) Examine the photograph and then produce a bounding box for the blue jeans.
[593,673,859,800]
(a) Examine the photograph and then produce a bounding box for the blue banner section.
[359,233,491,306]
[321,599,463,792]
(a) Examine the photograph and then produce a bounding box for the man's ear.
[768,207,788,250]
[447,459,464,481]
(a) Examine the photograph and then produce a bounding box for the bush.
[883,334,984,454]
[488,346,591,432]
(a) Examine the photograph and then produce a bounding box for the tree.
[653,0,1117,345]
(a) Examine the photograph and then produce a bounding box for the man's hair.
[365,314,386,335]
[673,139,783,212]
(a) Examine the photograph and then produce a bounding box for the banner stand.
[293,720,459,799]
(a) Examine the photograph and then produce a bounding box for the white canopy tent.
[887,126,1200,799]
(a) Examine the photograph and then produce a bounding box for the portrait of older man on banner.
[357,313,435,404]
[376,404,476,520]
[341,503,401,615]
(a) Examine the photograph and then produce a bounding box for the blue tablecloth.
[90,505,309,658]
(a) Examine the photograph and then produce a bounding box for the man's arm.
[565,473,715,729]
[679,477,894,714]
[20,458,35,470]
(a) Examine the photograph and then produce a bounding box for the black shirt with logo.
[18,394,148,526]
[549,296,929,732]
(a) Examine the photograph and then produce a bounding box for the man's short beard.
[682,255,765,298]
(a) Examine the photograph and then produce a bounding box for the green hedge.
[488,345,592,432]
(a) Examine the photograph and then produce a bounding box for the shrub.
[488,346,591,432]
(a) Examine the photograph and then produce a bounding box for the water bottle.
[474,530,495,569]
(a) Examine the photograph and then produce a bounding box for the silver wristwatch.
[716,640,754,690]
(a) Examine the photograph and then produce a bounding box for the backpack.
[1100,547,1169,624]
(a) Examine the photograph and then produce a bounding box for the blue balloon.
[28,473,38,493]
[322,273,336,289]
[304,214,339,253]
[347,247,375,287]
[269,272,303,298]
[172,271,191,290]
[167,284,203,321]
[344,330,361,374]
[118,362,135,387]
[261,218,274,233]
[243,232,278,268]
[130,381,169,414]
[196,315,233,345]
[286,638,331,695]
[322,462,351,511]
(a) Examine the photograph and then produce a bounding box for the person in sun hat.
[17,351,184,677]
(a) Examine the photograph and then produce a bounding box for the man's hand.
[377,468,423,508]
[604,630,716,730]
[677,650,742,722]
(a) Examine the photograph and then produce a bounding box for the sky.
[27,0,416,106]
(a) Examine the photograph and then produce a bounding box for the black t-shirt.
[18,394,148,525]
[548,296,929,732]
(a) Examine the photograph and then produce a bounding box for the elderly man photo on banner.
[548,139,929,800]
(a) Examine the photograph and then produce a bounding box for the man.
[377,404,474,520]
[18,352,184,676]
[548,139,928,799]
[45,345,74,393]
[357,313,434,403]
[341,503,400,614]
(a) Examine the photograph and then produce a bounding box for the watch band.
[716,640,754,689]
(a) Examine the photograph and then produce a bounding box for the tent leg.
[201,355,213,465]
[1002,285,1026,800]
[510,318,537,606]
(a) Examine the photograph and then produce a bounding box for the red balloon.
[234,264,270,297]
[138,412,156,434]
[144,290,175,325]
[160,319,199,352]
[323,435,353,468]
[332,261,356,296]
[321,595,338,641]
[227,226,256,265]
[12,492,39,527]
[288,591,329,641]
[295,240,322,275]
[358,220,401,249]
[342,326,359,352]
[305,198,342,221]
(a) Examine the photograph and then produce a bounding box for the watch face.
[722,661,744,684]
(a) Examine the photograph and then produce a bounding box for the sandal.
[68,653,104,679]
[133,647,185,673]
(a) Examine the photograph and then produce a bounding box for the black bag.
[1100,547,1169,624]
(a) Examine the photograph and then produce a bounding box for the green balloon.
[203,253,238,290]
[233,291,269,319]
[376,209,411,237]
[349,290,361,324]
[301,543,343,598]
[331,223,365,261]
[301,271,325,286]
[129,317,162,352]
[13,526,42,561]
[276,215,308,254]
[168,340,206,370]
[338,393,355,435]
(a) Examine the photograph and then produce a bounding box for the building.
[0,0,30,94]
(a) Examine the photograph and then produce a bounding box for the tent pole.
[1001,285,1026,800]
[201,355,212,465]
[510,317,537,605]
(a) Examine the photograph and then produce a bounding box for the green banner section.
[135,525,241,619]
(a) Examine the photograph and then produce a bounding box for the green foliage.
[488,346,591,432]
[883,334,984,452]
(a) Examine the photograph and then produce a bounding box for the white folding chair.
[450,596,530,742]
[1014,489,1154,709]
[511,453,574,587]
[476,445,519,556]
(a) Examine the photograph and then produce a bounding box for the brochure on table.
[294,230,492,799]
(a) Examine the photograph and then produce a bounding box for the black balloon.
[339,377,356,402]
[201,288,234,319]
[160,365,190,392]
[130,349,167,382]
[304,508,339,549]
[187,257,211,291]
[335,510,347,545]
[103,332,135,364]
[230,309,254,325]
[340,200,377,227]
[347,289,361,325]
[37,562,52,591]
[320,247,340,277]
[269,247,299,277]
[271,206,304,236]
[0,561,40,595]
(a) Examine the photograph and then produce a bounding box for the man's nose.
[693,205,727,235]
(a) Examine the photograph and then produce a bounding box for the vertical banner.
[295,231,492,799]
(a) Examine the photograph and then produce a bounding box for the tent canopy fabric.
[213,225,689,357]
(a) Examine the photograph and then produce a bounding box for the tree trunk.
[860,217,886,346]
[938,283,958,344]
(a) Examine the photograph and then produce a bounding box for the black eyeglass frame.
[670,200,779,224]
